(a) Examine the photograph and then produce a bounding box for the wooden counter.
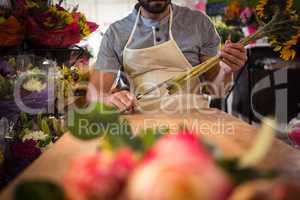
[1,109,300,199]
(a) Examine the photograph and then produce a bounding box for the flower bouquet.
[21,0,98,48]
[3,112,64,185]
[13,103,300,200]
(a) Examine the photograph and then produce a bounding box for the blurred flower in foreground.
[126,131,232,200]
[288,115,300,149]
[63,148,136,200]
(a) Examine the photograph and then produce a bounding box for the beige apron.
[123,6,208,113]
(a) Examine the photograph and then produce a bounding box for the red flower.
[0,16,24,47]
[26,12,81,48]
[63,148,136,200]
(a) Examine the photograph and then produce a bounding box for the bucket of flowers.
[2,112,65,187]
[0,55,56,122]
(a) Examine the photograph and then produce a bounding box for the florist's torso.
[95,4,221,72]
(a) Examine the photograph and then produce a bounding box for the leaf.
[51,117,64,137]
[19,128,32,140]
[20,112,28,126]
[41,119,51,136]
[38,136,52,148]
[0,74,11,97]
[273,46,282,52]
[37,113,43,129]
[139,126,169,151]
[66,102,120,140]
[14,181,65,200]
[104,118,144,152]
[217,158,278,186]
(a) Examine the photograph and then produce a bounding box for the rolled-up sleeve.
[200,16,221,57]
[95,28,122,72]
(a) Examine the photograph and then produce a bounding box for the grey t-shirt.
[96,4,220,72]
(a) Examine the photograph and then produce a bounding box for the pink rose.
[63,148,136,200]
[127,131,233,200]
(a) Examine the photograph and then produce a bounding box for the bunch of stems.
[165,10,290,95]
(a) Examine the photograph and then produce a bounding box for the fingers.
[220,40,247,72]
[223,45,246,61]
[225,40,246,52]
[221,51,244,71]
[109,91,135,112]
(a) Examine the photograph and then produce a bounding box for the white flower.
[23,78,46,92]
[22,130,49,142]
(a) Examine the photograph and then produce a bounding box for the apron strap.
[124,7,142,49]
[125,5,175,49]
[169,6,174,41]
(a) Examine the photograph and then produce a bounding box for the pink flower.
[127,131,233,200]
[288,123,300,149]
[63,148,136,200]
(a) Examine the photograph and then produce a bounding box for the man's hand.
[220,40,247,72]
[103,90,135,113]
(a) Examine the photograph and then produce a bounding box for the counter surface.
[1,109,300,199]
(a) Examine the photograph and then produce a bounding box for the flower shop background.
[0,0,300,193]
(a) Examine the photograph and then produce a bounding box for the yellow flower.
[256,0,268,18]
[0,17,6,24]
[25,0,39,8]
[286,0,294,12]
[280,46,296,61]
[225,1,240,20]
[284,28,300,46]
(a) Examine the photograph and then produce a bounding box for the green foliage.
[66,102,120,140]
[51,117,64,137]
[20,112,28,126]
[139,126,169,151]
[103,118,144,152]
[14,181,65,200]
[40,118,50,135]
[0,74,11,97]
[295,1,300,13]
[217,158,278,185]
[38,136,52,148]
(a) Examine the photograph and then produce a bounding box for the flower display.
[22,130,49,142]
[63,148,136,200]
[256,0,300,60]
[0,0,98,48]
[127,131,232,200]
[24,2,98,48]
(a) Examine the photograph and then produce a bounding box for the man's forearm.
[86,70,116,102]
